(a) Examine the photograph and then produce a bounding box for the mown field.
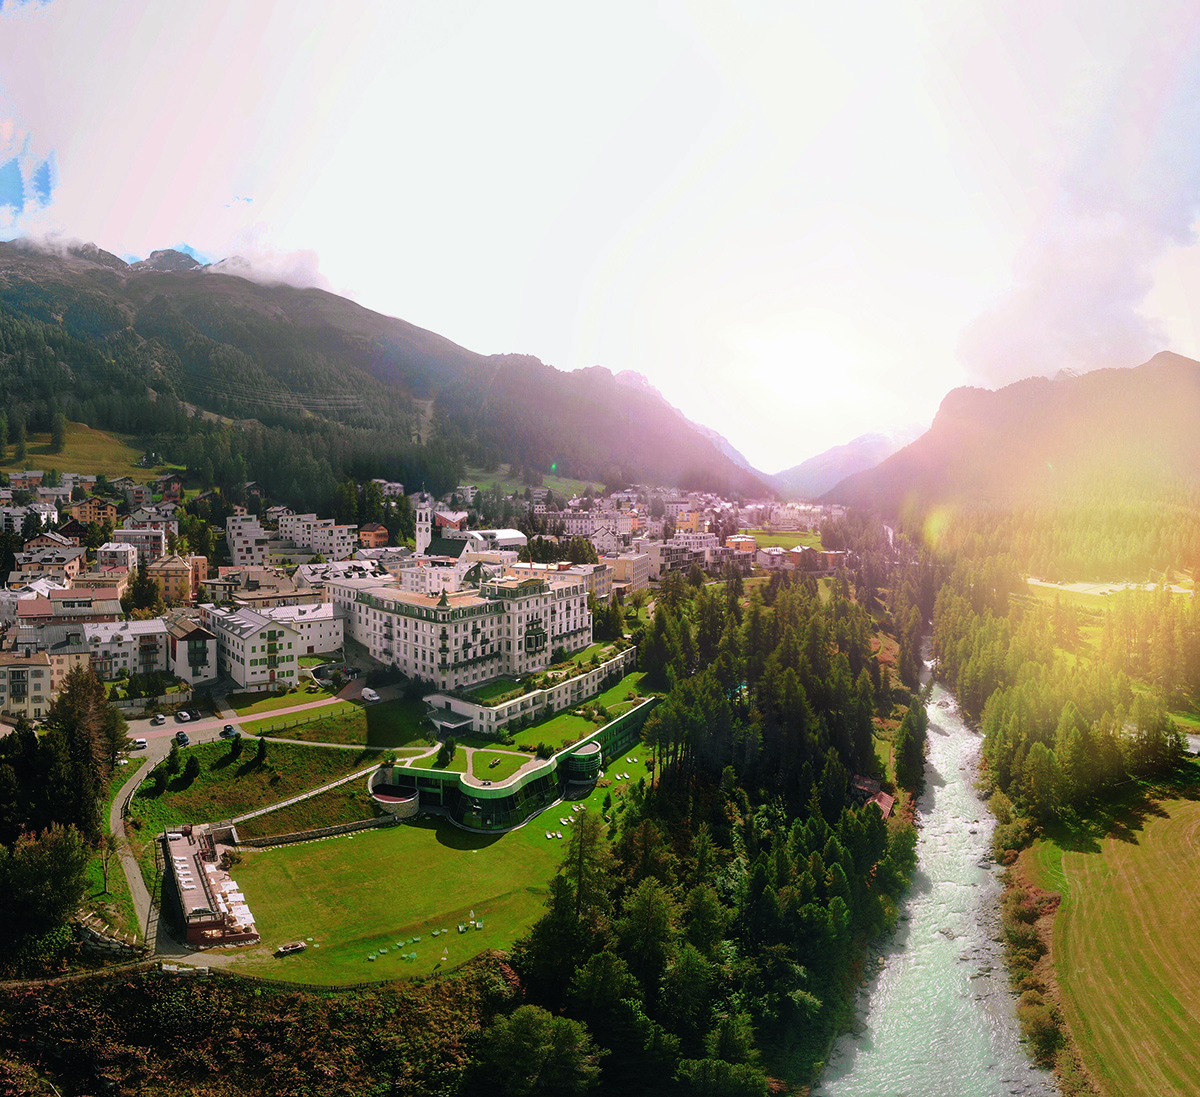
[0,421,176,479]
[1030,762,1200,1097]
[228,746,656,984]
[739,527,822,550]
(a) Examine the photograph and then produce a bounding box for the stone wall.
[75,913,149,959]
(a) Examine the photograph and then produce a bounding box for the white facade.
[200,605,302,691]
[277,513,357,560]
[631,537,690,580]
[97,541,138,572]
[226,515,271,567]
[85,620,169,680]
[329,572,592,692]
[113,527,167,564]
[262,602,344,655]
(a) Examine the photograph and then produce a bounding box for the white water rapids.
[815,674,1059,1097]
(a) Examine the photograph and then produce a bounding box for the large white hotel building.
[328,573,592,692]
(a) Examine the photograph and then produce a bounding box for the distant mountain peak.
[131,248,201,273]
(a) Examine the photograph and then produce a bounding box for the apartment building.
[200,606,302,692]
[262,602,344,655]
[113,527,167,564]
[277,513,358,560]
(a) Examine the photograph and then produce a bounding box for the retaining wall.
[236,813,402,848]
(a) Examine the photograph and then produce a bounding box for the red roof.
[867,791,895,819]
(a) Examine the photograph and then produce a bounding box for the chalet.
[23,530,73,552]
[55,519,89,545]
[12,546,87,582]
[151,474,183,501]
[9,471,44,490]
[165,611,218,685]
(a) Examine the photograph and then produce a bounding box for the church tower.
[416,497,432,555]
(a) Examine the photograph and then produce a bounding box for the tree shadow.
[404,816,505,850]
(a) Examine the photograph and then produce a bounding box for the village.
[0,465,850,724]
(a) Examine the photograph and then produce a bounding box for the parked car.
[152,713,166,725]
[360,687,380,704]
[220,724,240,739]
[132,738,148,750]
[186,707,202,720]
[174,710,190,723]
[175,730,190,746]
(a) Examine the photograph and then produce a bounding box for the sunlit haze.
[3,0,1200,472]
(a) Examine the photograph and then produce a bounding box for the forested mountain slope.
[0,240,768,496]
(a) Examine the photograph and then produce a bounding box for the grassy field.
[127,740,375,833]
[462,463,598,499]
[234,780,380,841]
[408,748,469,773]
[739,528,822,550]
[228,685,338,716]
[227,746,655,984]
[0,421,176,479]
[1029,763,1200,1097]
[257,697,434,748]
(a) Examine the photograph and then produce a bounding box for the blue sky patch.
[0,158,24,212]
[30,154,53,203]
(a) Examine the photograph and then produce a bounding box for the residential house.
[0,650,53,719]
[12,546,87,583]
[86,620,169,681]
[262,602,344,655]
[358,522,389,548]
[113,527,167,564]
[164,610,218,686]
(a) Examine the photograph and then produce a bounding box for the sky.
[3,1,1200,473]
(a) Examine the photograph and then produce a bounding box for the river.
[815,674,1059,1097]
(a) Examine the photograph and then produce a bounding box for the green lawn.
[509,711,598,750]
[228,685,337,716]
[227,814,566,982]
[258,698,434,749]
[1028,762,1200,1097]
[739,528,822,550]
[408,748,469,773]
[234,780,381,841]
[467,677,522,702]
[470,750,531,781]
[224,735,657,985]
[127,740,375,834]
[567,643,611,665]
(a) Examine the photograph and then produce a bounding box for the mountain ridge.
[0,238,771,496]
[823,351,1200,511]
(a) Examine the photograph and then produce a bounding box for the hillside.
[824,352,1200,512]
[774,431,917,499]
[0,239,769,495]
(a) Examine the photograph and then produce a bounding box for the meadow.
[1029,762,1200,1097]
[227,748,656,984]
[0,421,177,479]
[462,463,599,500]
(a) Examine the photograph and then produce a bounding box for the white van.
[360,687,380,704]
[133,738,148,750]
